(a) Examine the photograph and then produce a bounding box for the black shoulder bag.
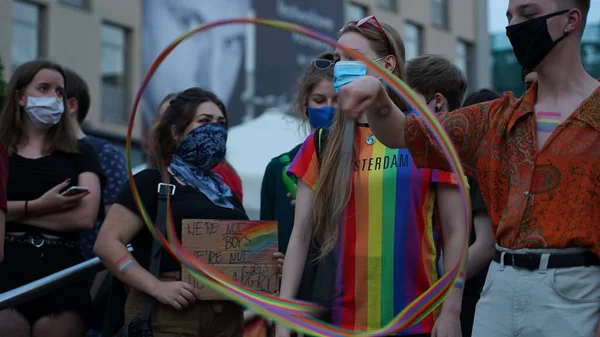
[112,182,175,337]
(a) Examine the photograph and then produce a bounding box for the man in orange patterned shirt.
[336,0,600,336]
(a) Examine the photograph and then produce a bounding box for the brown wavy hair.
[312,20,407,258]
[0,60,78,156]
[149,88,239,176]
[290,51,335,121]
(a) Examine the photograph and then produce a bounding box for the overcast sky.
[488,0,600,32]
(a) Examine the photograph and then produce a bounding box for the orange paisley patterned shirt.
[405,82,600,257]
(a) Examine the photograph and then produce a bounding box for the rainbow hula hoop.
[125,17,471,337]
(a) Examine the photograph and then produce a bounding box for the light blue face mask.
[333,61,367,93]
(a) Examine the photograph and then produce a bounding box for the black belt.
[5,235,77,249]
[494,250,600,271]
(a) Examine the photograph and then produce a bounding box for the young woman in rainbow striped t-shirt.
[277,17,466,337]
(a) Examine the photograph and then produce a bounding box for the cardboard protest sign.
[181,219,279,300]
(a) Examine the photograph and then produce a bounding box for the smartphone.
[60,186,89,196]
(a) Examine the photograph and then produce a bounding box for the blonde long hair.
[312,20,407,259]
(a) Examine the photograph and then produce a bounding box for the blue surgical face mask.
[333,61,367,93]
[307,106,335,129]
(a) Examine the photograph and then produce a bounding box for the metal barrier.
[0,245,259,325]
[0,246,133,311]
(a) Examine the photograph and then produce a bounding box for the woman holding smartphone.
[0,60,104,337]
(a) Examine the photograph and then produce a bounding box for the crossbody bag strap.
[314,127,331,167]
[141,182,176,322]
[314,128,323,166]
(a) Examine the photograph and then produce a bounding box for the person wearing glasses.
[336,1,600,337]
[278,16,465,337]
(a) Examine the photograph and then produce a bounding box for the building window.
[346,2,367,22]
[12,0,41,71]
[59,0,89,10]
[456,40,474,89]
[101,23,128,123]
[377,0,397,12]
[404,22,422,61]
[432,0,449,29]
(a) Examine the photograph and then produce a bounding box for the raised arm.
[338,76,407,148]
[339,75,493,174]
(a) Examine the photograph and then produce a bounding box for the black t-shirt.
[464,177,490,293]
[259,143,302,254]
[6,140,106,240]
[115,169,249,273]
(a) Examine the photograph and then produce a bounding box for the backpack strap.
[314,128,330,167]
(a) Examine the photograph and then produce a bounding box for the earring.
[564,28,568,34]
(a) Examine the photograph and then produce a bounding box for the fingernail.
[64,178,71,183]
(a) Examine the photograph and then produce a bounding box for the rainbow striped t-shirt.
[288,125,458,335]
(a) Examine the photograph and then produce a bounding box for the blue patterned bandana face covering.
[333,61,367,93]
[168,122,234,209]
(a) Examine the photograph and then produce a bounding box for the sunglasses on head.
[342,15,389,46]
[313,59,335,70]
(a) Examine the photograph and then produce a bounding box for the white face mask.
[24,96,64,129]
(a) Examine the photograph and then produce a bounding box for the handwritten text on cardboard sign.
[181,219,279,300]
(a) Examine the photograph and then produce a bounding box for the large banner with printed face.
[141,0,344,129]
[250,0,344,117]
[142,0,250,128]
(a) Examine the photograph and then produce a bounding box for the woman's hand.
[31,180,88,215]
[338,75,387,121]
[274,252,285,272]
[150,280,200,310]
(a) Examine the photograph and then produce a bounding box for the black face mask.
[506,10,569,70]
